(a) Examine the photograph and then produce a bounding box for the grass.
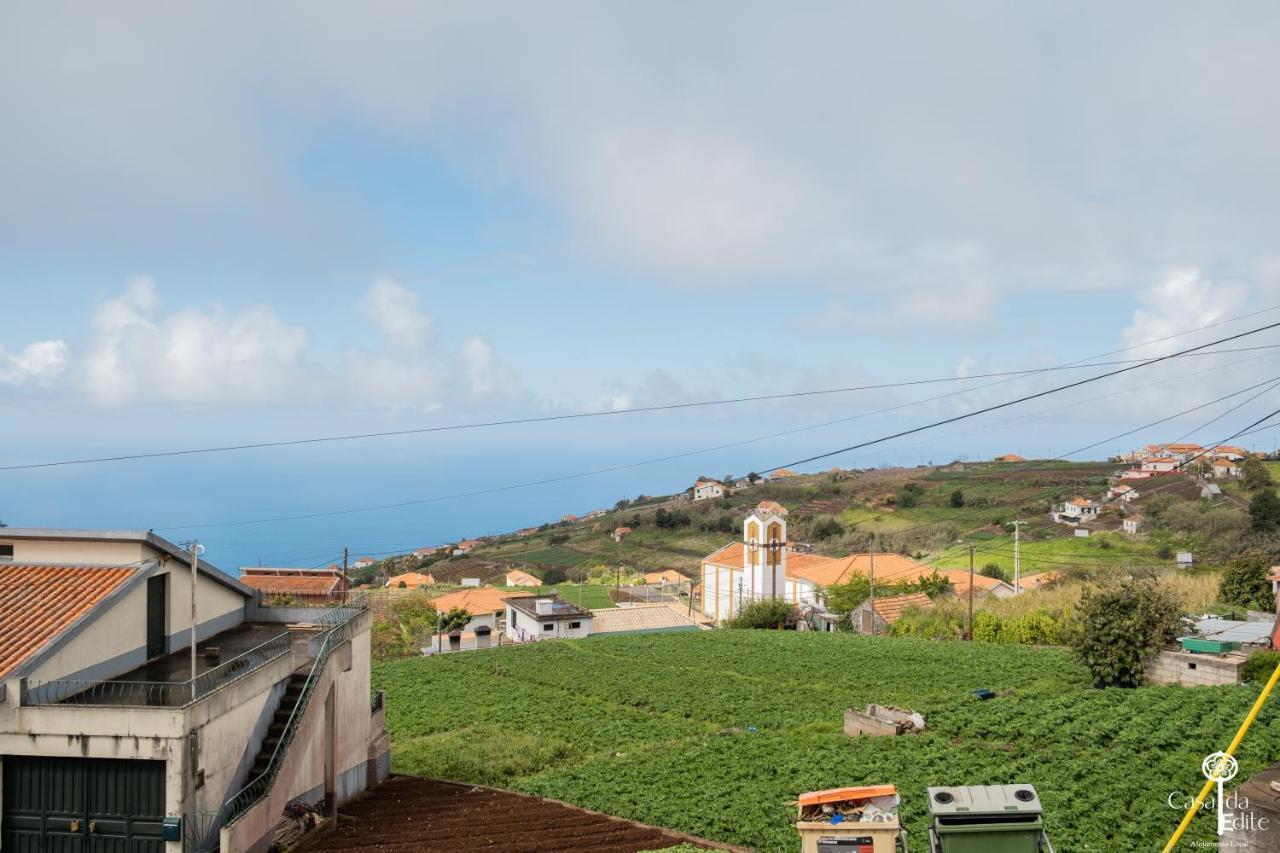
[526,584,617,609]
[376,629,1280,851]
[936,530,1165,578]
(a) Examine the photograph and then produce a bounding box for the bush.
[980,562,1009,582]
[1242,650,1280,684]
[1073,579,1182,687]
[950,489,965,508]
[811,517,845,540]
[728,599,798,630]
[542,567,567,585]
[1218,554,1273,611]
[1250,491,1280,533]
[549,533,571,545]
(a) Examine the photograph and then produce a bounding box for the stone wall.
[1146,649,1244,687]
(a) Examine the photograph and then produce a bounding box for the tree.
[436,606,472,652]
[1250,490,1280,533]
[949,489,965,508]
[1073,579,1181,687]
[542,567,567,585]
[823,576,871,629]
[1219,554,1273,611]
[898,482,924,509]
[1242,456,1275,493]
[747,472,761,484]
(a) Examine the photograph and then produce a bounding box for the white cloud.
[359,278,432,351]
[1120,268,1247,358]
[0,339,69,386]
[77,277,521,411]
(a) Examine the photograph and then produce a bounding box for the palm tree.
[436,607,472,652]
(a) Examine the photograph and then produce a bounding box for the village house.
[582,509,607,521]
[560,514,579,523]
[1123,515,1143,536]
[612,526,633,543]
[1106,483,1138,502]
[995,453,1026,463]
[1054,497,1100,525]
[239,566,351,604]
[504,595,593,643]
[1212,445,1249,461]
[692,479,725,501]
[1213,458,1242,478]
[451,539,482,556]
[769,468,798,479]
[850,592,934,635]
[384,570,436,589]
[589,604,702,637]
[644,569,688,586]
[1141,456,1181,474]
[515,527,539,538]
[504,569,541,587]
[0,528,386,853]
[432,587,533,637]
[350,555,376,570]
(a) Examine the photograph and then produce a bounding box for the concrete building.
[692,479,725,501]
[0,528,386,853]
[504,569,541,587]
[432,587,532,635]
[504,596,592,642]
[1054,497,1100,524]
[850,592,934,635]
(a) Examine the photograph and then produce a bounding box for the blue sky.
[4,3,1280,568]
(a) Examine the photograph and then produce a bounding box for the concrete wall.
[222,612,375,853]
[1147,649,1244,686]
[0,537,148,565]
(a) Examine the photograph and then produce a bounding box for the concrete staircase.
[247,671,309,781]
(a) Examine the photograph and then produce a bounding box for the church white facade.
[701,504,822,621]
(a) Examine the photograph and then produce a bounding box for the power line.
[758,320,1280,475]
[159,321,1280,534]
[6,308,1279,473]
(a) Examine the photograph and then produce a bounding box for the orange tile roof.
[996,453,1026,462]
[1165,443,1204,453]
[240,567,346,596]
[643,569,688,584]
[936,568,1008,595]
[872,592,934,624]
[432,587,533,615]
[386,571,437,588]
[1068,497,1095,507]
[504,569,541,586]
[1214,445,1247,456]
[770,469,797,478]
[614,526,633,535]
[754,500,789,517]
[1213,458,1240,468]
[1018,572,1062,589]
[0,564,137,681]
[801,552,936,586]
[1145,456,1178,464]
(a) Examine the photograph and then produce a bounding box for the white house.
[351,555,376,569]
[0,528,386,853]
[1213,459,1242,478]
[504,596,593,642]
[692,479,726,501]
[1141,456,1180,474]
[1123,516,1142,536]
[1055,497,1100,524]
[1212,446,1249,461]
[1107,484,1138,502]
[432,587,532,636]
[504,569,541,587]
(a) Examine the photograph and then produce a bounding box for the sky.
[4,3,1280,569]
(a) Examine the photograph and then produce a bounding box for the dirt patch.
[299,776,729,853]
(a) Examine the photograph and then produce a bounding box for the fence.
[21,631,293,708]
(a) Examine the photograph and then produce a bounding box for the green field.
[375,630,1280,851]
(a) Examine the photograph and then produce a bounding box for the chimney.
[535,598,553,616]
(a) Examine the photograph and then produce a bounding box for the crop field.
[374,630,1280,851]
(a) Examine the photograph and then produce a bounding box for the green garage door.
[2,756,165,853]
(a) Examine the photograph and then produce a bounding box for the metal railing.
[206,596,369,849]
[22,631,293,708]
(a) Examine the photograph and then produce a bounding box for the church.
[700,501,948,622]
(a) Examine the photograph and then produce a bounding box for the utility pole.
[342,547,349,574]
[868,536,877,636]
[185,541,203,681]
[1012,520,1027,595]
[967,544,975,641]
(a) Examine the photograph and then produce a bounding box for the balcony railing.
[21,630,293,708]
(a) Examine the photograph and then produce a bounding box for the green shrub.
[1242,650,1280,684]
[728,599,798,630]
[1219,554,1273,611]
[811,517,845,540]
[1073,579,1181,687]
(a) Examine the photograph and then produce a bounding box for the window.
[569,621,581,629]
[510,611,517,628]
[543,623,554,632]
[0,544,12,561]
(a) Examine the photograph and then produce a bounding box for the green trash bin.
[926,785,1052,853]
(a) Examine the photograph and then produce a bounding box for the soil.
[299,776,721,853]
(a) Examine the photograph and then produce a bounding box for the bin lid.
[927,785,1042,817]
[798,785,897,806]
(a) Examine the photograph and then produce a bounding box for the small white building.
[351,555,376,569]
[1123,515,1142,536]
[504,596,593,642]
[692,479,726,501]
[505,569,541,587]
[1107,483,1138,502]
[1212,459,1241,478]
[1141,457,1180,474]
[1055,497,1100,524]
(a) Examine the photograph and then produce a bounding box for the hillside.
[375,630,1280,851]
[381,460,1177,586]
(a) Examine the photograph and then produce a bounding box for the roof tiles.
[0,564,136,681]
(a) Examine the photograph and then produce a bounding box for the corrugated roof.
[240,567,346,595]
[0,564,137,680]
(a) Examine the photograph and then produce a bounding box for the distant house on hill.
[561,513,580,523]
[433,587,534,636]
[755,499,789,517]
[582,509,607,520]
[1123,515,1143,536]
[995,453,1026,463]
[452,539,482,556]
[1212,445,1249,461]
[504,569,541,587]
[612,526,633,543]
[1107,483,1138,502]
[385,571,436,589]
[643,569,687,585]
[692,479,725,501]
[240,566,350,603]
[1212,458,1242,478]
[1055,497,1100,525]
[515,527,539,538]
[351,555,376,570]
[769,468,798,479]
[850,592,934,635]
[1141,456,1180,474]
